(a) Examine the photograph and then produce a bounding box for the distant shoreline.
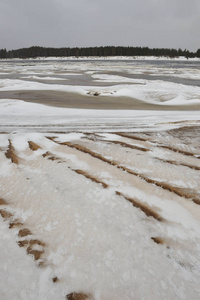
[1,56,200,62]
[1,45,199,59]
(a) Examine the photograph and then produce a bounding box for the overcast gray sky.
[0,0,199,51]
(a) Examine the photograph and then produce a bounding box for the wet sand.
[1,90,200,110]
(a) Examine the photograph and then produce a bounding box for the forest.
[0,46,200,59]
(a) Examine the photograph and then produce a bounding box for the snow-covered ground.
[0,58,200,300]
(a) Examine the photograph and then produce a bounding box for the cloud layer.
[1,0,199,51]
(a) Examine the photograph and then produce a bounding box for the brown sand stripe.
[47,137,200,205]
[61,142,118,165]
[156,144,200,158]
[46,137,118,165]
[84,137,149,152]
[115,132,148,142]
[156,158,200,171]
[0,198,7,205]
[117,165,200,205]
[116,191,163,221]
[5,139,19,164]
[42,145,108,188]
[84,132,102,138]
[73,169,108,188]
[28,141,41,151]
[46,136,59,142]
[106,140,149,152]
[116,133,200,158]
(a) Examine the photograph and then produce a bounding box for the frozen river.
[0,57,200,132]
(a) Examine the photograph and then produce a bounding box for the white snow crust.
[0,58,200,300]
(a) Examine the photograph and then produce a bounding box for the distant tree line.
[0,46,200,59]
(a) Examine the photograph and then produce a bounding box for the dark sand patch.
[52,277,58,283]
[42,151,62,162]
[28,141,41,151]
[0,209,13,219]
[66,292,90,300]
[9,221,23,229]
[29,239,46,247]
[26,246,44,261]
[18,240,29,247]
[18,239,45,248]
[18,238,46,261]
[5,139,19,164]
[42,151,52,158]
[0,198,7,205]
[18,228,32,237]
[151,237,164,244]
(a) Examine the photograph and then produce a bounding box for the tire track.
[46,137,200,205]
[84,137,200,171]
[84,136,149,152]
[115,133,200,158]
[41,143,164,223]
[156,157,200,171]
[117,165,200,205]
[157,144,200,158]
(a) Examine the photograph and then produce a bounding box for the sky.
[0,0,200,52]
